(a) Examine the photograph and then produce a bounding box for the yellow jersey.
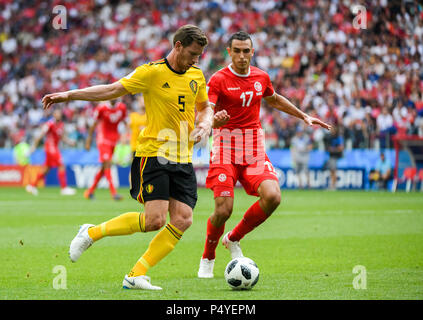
[128,111,147,152]
[120,58,208,163]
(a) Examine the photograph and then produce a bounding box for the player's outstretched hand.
[303,115,332,131]
[42,92,70,109]
[213,110,230,129]
[190,121,212,144]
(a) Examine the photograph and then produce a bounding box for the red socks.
[228,201,268,242]
[202,201,269,259]
[88,169,103,194]
[89,168,116,196]
[32,172,45,186]
[58,169,67,188]
[202,218,225,260]
[32,169,67,188]
[104,168,116,196]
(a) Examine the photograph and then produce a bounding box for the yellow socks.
[128,223,183,277]
[87,213,183,278]
[88,212,145,242]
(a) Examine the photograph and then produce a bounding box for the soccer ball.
[224,257,259,290]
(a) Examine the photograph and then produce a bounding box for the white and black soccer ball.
[224,257,259,290]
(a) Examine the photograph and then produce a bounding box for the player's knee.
[148,216,167,231]
[170,214,192,232]
[180,216,193,230]
[103,161,111,169]
[262,189,281,209]
[214,199,233,221]
[216,208,232,221]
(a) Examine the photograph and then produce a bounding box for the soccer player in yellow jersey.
[42,25,229,290]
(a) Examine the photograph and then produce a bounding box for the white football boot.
[197,258,215,278]
[69,224,94,262]
[222,232,244,259]
[61,187,76,195]
[25,185,38,196]
[122,275,162,290]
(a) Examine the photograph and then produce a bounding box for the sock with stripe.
[128,223,183,277]
[88,212,145,242]
[229,201,268,242]
[202,217,225,260]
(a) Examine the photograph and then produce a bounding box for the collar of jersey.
[164,58,186,75]
[228,63,250,77]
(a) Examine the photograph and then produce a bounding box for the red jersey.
[207,64,275,129]
[44,119,64,154]
[207,64,275,165]
[94,102,127,146]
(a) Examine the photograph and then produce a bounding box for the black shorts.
[130,156,198,209]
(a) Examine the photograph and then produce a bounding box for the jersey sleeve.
[41,121,52,135]
[195,73,209,104]
[119,64,151,95]
[206,73,221,105]
[116,102,127,120]
[93,106,102,121]
[121,104,127,120]
[263,72,275,98]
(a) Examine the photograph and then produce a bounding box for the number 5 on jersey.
[178,95,185,112]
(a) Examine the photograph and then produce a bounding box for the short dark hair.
[228,31,253,48]
[173,24,208,47]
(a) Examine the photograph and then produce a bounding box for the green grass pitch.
[0,186,422,300]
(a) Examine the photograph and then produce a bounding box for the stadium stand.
[0,0,422,190]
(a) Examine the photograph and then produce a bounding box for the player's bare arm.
[29,125,48,154]
[85,120,98,150]
[190,100,214,143]
[42,81,129,110]
[264,93,332,131]
[192,101,230,142]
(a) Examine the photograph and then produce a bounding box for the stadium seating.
[0,1,422,153]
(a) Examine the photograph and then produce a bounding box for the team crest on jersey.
[254,81,262,92]
[145,184,154,194]
[218,173,227,182]
[189,80,198,95]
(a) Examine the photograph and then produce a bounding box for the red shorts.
[98,143,115,162]
[45,151,63,167]
[205,154,279,198]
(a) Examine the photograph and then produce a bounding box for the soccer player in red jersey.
[84,101,127,200]
[198,31,332,278]
[25,109,76,196]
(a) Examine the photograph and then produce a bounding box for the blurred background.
[1,0,423,190]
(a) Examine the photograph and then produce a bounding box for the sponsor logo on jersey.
[162,82,170,88]
[189,80,198,94]
[220,190,231,197]
[254,81,262,92]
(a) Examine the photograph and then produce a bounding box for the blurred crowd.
[1,0,423,151]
